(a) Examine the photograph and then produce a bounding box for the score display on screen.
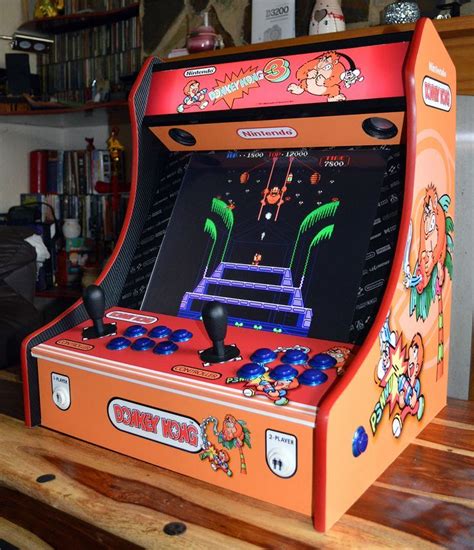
[143,146,398,341]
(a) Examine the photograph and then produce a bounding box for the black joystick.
[199,301,240,364]
[82,284,117,340]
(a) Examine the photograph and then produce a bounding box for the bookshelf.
[21,141,130,291]
[25,2,142,104]
[0,3,141,291]
[20,3,139,34]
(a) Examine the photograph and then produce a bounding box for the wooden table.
[1,366,473,549]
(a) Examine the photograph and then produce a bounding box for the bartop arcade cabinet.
[22,18,456,531]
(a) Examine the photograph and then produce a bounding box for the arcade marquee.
[22,18,456,531]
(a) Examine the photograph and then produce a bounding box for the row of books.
[39,48,142,102]
[62,0,136,15]
[41,17,141,65]
[21,193,129,242]
[30,149,113,196]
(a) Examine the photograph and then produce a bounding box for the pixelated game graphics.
[143,148,391,342]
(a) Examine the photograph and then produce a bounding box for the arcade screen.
[143,147,397,341]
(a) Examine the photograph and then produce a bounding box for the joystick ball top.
[202,301,228,342]
[81,284,116,340]
[83,284,105,322]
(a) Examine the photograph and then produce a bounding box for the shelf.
[19,3,139,35]
[0,100,130,127]
[176,15,474,96]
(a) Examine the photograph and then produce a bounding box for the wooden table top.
[1,366,473,549]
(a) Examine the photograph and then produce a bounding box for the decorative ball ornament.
[383,1,421,24]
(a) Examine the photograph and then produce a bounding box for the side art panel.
[314,18,456,531]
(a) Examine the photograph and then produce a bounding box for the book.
[47,150,58,193]
[30,150,48,194]
[77,150,87,194]
[92,149,111,192]
[57,150,65,194]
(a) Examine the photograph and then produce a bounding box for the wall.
[448,95,474,399]
[0,124,60,211]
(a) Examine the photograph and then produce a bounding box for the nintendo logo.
[108,398,202,453]
[237,127,298,139]
[422,76,451,112]
[184,66,216,77]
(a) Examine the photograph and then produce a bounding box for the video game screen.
[142,147,396,341]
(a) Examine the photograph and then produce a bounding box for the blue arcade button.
[269,365,299,381]
[308,353,337,370]
[153,340,179,355]
[237,363,266,380]
[170,329,193,342]
[106,337,131,351]
[250,348,277,364]
[298,369,328,386]
[281,349,309,365]
[148,325,172,338]
[352,426,369,457]
[124,325,147,338]
[131,337,155,351]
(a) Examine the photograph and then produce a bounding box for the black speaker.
[5,53,31,95]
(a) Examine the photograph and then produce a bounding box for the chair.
[0,226,42,369]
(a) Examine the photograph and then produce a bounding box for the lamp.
[0,32,53,53]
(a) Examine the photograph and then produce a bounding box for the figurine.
[34,0,64,18]
[107,127,125,176]
[85,137,95,152]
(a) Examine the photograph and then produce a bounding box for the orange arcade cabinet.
[22,18,456,532]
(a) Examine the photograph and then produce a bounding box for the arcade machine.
[22,18,456,531]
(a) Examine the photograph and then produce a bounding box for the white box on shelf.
[251,0,296,44]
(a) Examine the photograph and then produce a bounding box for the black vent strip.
[119,152,191,310]
[25,60,160,425]
[348,148,405,344]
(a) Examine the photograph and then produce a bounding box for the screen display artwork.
[143,147,395,341]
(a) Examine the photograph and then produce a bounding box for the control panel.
[36,286,354,411]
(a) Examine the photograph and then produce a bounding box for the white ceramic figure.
[309,0,346,35]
